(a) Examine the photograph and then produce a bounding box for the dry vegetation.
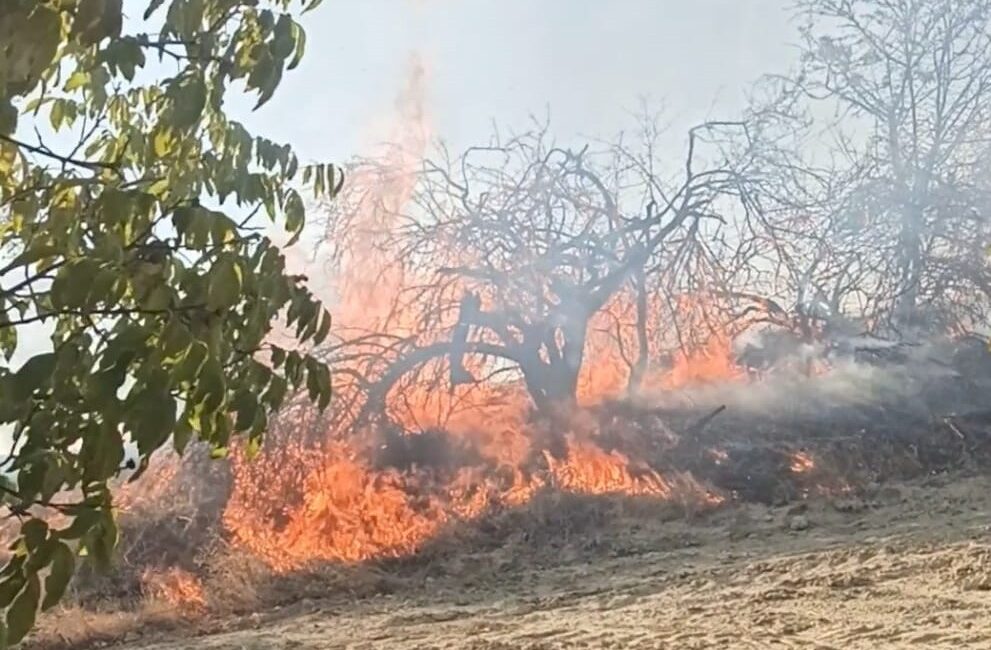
[17,352,991,648]
[124,474,991,650]
[32,464,991,649]
[14,1,991,647]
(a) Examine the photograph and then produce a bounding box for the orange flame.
[544,440,671,497]
[789,451,815,474]
[142,568,206,612]
[219,59,753,574]
[660,334,744,388]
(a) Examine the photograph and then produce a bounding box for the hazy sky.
[247,0,799,162]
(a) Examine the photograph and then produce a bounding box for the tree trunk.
[627,270,649,397]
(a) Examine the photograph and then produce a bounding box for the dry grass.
[25,484,697,649]
[33,601,185,649]
[20,379,991,649]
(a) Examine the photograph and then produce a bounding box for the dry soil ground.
[106,471,991,650]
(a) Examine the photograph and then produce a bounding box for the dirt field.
[104,471,991,650]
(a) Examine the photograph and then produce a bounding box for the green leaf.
[231,389,259,432]
[0,574,25,609]
[21,520,48,552]
[0,1,332,641]
[126,381,177,456]
[8,241,60,270]
[285,351,303,386]
[305,356,331,411]
[209,211,238,246]
[101,37,146,81]
[41,542,74,611]
[245,435,262,460]
[51,260,102,309]
[206,256,242,311]
[0,99,16,136]
[74,0,122,45]
[153,128,176,157]
[6,573,39,646]
[54,509,102,542]
[12,354,55,401]
[16,460,47,505]
[249,49,282,109]
[194,357,226,415]
[262,374,288,410]
[170,74,207,129]
[81,510,117,574]
[272,15,295,59]
[173,205,212,249]
[79,424,125,483]
[284,188,305,244]
[0,326,16,362]
[141,284,173,311]
[0,141,18,179]
[288,22,307,70]
[144,0,167,20]
[175,341,209,385]
[172,419,193,455]
[313,309,332,344]
[2,5,60,97]
[63,71,90,92]
[26,538,57,574]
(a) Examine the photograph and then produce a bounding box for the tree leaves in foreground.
[0,1,337,644]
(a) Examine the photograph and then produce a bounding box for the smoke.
[306,51,431,324]
[643,336,976,420]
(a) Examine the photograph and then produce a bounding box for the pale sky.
[246,0,798,162]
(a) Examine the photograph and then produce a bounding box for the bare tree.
[309,0,991,436]
[317,119,756,425]
[778,0,991,333]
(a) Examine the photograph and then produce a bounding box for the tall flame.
[220,56,747,573]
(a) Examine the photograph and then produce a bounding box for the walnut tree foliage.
[0,0,337,644]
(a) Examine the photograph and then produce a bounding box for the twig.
[686,404,727,436]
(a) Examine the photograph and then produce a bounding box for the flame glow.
[219,56,751,573]
[789,451,816,474]
[142,568,206,611]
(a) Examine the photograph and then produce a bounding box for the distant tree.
[758,0,991,333]
[0,0,336,642]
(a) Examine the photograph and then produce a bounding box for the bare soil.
[103,471,991,650]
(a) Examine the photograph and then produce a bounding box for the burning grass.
[21,64,991,647]
[21,350,991,650]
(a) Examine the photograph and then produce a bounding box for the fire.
[141,567,206,612]
[577,290,747,402]
[319,51,431,330]
[268,457,447,565]
[0,41,946,622]
[789,451,815,474]
[219,55,756,574]
[222,389,733,572]
[660,334,744,388]
[544,439,671,497]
